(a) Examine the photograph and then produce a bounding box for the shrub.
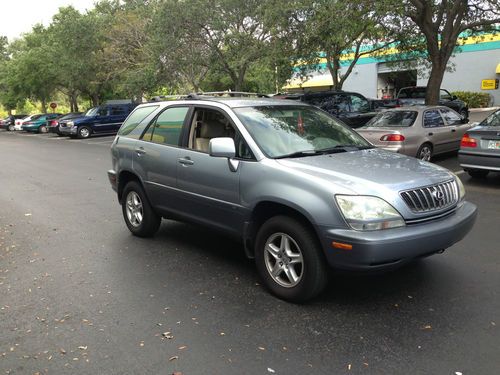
[451,91,491,108]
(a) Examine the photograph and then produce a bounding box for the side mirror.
[209,137,236,159]
[451,95,457,101]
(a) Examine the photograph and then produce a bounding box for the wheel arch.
[117,170,144,203]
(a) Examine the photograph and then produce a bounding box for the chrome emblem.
[432,189,444,201]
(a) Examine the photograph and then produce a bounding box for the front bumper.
[59,126,77,135]
[459,150,500,171]
[318,201,477,271]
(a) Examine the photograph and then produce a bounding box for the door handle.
[428,132,434,136]
[135,147,146,156]
[178,157,194,166]
[451,129,456,132]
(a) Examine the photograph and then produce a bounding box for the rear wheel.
[459,108,468,120]
[255,215,328,302]
[77,126,91,139]
[468,169,489,178]
[416,143,433,161]
[8,124,14,131]
[39,125,48,134]
[121,181,161,237]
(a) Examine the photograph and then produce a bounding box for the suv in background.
[397,87,469,119]
[107,94,476,302]
[300,91,377,128]
[59,101,137,138]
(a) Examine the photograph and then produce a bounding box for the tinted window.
[304,94,350,113]
[481,110,500,127]
[399,88,426,99]
[98,107,108,116]
[440,90,452,101]
[350,95,370,112]
[118,106,159,138]
[440,108,461,125]
[365,111,417,127]
[144,107,189,146]
[111,106,126,116]
[423,110,444,128]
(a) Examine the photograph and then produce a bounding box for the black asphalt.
[0,131,499,375]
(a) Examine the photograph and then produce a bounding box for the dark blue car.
[58,102,137,139]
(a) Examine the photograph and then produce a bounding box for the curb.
[469,107,499,112]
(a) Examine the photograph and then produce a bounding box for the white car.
[14,115,36,131]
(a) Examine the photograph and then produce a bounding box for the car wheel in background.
[255,215,328,303]
[121,181,161,237]
[39,125,48,134]
[416,143,433,161]
[77,126,91,139]
[8,125,14,131]
[468,169,489,178]
[459,108,468,119]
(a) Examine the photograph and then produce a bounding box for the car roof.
[385,105,454,113]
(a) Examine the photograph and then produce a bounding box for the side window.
[440,90,452,101]
[440,108,462,125]
[423,110,445,128]
[350,95,370,112]
[118,105,159,138]
[98,107,108,116]
[111,106,126,116]
[144,107,189,146]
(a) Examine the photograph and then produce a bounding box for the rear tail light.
[460,133,477,148]
[50,120,58,126]
[380,134,405,142]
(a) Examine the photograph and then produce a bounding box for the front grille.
[400,180,458,213]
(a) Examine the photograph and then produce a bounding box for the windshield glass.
[30,115,42,120]
[85,107,99,117]
[364,111,417,127]
[481,110,500,127]
[399,88,426,99]
[234,106,371,158]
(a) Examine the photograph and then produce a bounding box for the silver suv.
[108,96,477,302]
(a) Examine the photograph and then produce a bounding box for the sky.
[0,0,96,41]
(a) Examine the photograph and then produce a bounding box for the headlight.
[67,121,74,127]
[453,174,465,201]
[336,195,405,231]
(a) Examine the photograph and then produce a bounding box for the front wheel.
[255,216,328,303]
[416,143,433,161]
[8,124,14,131]
[121,181,161,237]
[39,125,48,134]
[77,126,91,139]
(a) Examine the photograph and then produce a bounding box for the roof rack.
[188,91,271,99]
[149,95,190,102]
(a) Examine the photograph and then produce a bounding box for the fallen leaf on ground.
[78,346,87,350]
[267,368,275,373]
[169,356,179,361]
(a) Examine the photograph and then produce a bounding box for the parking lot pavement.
[0,132,499,374]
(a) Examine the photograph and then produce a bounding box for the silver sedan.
[356,106,472,161]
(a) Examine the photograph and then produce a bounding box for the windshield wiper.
[317,145,374,154]
[274,150,320,159]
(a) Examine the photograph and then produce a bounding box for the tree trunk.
[41,99,47,114]
[91,94,100,107]
[425,59,446,105]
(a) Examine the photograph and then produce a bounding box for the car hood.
[275,148,454,195]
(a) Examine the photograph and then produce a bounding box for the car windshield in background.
[234,106,371,158]
[365,111,417,127]
[85,107,99,117]
[30,115,42,120]
[399,88,426,99]
[481,110,500,127]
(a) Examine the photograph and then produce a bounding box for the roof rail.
[190,91,271,98]
[149,95,190,102]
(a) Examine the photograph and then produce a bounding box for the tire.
[39,125,48,134]
[459,108,468,120]
[468,169,489,178]
[8,124,14,131]
[255,215,328,303]
[77,126,91,139]
[416,143,433,161]
[121,181,161,237]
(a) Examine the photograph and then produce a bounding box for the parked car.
[300,90,377,128]
[107,96,477,302]
[458,109,500,178]
[48,112,83,136]
[0,114,28,131]
[59,102,137,139]
[396,87,469,119]
[14,115,37,131]
[22,113,63,133]
[356,106,472,161]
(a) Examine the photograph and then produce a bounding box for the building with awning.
[284,32,500,105]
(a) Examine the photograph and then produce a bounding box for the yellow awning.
[496,63,500,74]
[283,74,334,90]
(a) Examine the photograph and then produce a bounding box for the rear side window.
[143,107,189,146]
[111,106,126,116]
[423,110,444,128]
[440,108,461,125]
[118,106,159,138]
[350,95,370,112]
[365,111,417,127]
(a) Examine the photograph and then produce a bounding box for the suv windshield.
[365,111,417,127]
[398,88,426,99]
[85,107,99,117]
[234,106,371,158]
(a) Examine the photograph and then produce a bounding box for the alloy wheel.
[264,232,304,288]
[125,191,144,227]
